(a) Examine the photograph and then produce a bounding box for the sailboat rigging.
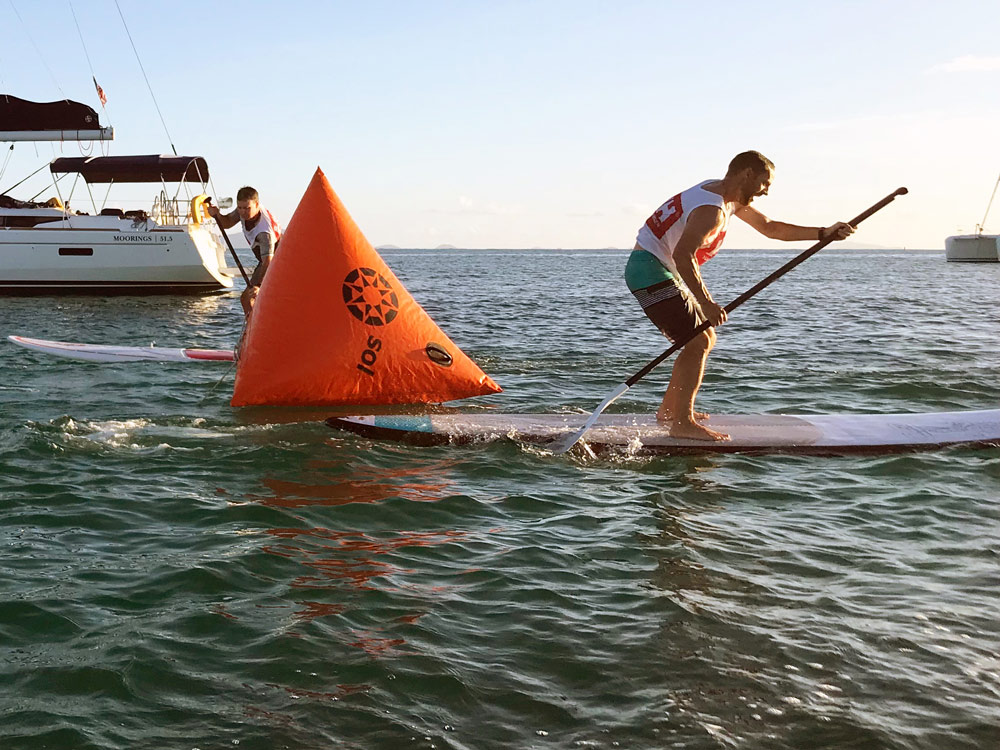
[945,170,1000,262]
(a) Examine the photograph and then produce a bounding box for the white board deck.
[7,335,234,363]
[327,411,1000,455]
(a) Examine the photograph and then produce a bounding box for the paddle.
[550,186,909,455]
[206,197,250,286]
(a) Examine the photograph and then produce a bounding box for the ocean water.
[1,248,998,750]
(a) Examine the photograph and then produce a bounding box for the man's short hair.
[727,151,775,176]
[236,186,259,202]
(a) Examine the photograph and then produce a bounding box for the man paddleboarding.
[626,150,854,441]
[208,186,282,318]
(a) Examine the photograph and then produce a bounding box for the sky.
[2,0,1000,249]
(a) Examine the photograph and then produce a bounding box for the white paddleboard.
[7,335,234,363]
[327,411,1000,455]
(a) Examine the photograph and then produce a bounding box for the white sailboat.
[945,170,1000,262]
[0,95,235,293]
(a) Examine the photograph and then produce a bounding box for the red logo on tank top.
[645,193,683,239]
[265,209,283,244]
[695,229,726,265]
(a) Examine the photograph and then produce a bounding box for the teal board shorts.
[624,248,703,343]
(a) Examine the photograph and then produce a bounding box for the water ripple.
[2,250,999,748]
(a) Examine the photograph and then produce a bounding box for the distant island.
[375,244,460,250]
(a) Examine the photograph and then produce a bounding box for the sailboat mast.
[977,172,1000,235]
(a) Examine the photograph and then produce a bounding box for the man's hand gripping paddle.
[550,187,909,455]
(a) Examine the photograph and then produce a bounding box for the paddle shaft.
[207,197,251,286]
[625,187,909,387]
[550,186,908,454]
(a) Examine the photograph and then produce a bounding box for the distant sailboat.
[946,170,1000,262]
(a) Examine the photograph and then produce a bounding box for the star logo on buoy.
[343,267,399,326]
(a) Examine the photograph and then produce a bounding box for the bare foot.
[657,409,711,423]
[668,419,730,442]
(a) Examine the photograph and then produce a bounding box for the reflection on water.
[236,458,475,672]
[642,488,726,613]
[262,527,468,592]
[640,489,794,744]
[265,682,372,701]
[293,600,347,622]
[243,457,458,508]
[347,632,411,658]
[242,681,373,725]
[4,249,997,748]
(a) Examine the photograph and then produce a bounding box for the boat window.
[58,247,94,256]
[0,215,64,228]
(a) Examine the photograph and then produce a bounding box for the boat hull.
[0,215,235,294]
[945,234,1000,262]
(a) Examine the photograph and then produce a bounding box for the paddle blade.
[549,382,630,454]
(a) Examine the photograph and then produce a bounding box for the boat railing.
[151,191,183,225]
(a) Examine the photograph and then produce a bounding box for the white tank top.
[242,208,282,257]
[635,180,733,276]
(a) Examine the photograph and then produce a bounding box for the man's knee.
[685,329,715,353]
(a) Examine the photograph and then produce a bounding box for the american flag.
[93,77,107,107]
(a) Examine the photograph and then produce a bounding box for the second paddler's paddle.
[206,197,250,286]
[551,186,909,455]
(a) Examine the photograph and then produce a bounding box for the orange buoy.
[231,168,501,407]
